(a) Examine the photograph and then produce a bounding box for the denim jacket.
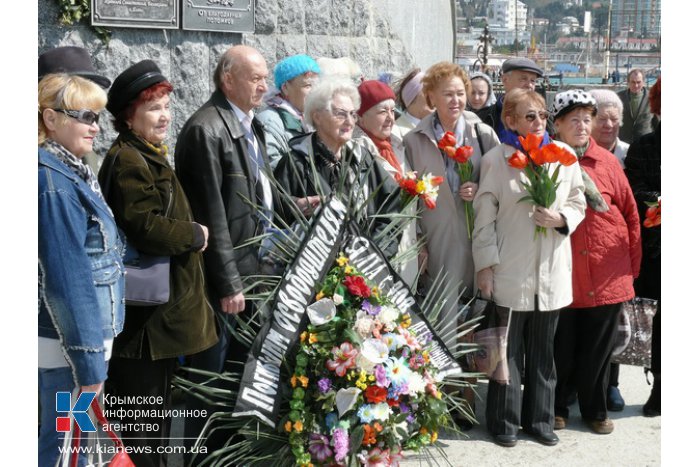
[38,148,126,386]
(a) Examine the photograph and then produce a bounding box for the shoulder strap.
[474,123,486,156]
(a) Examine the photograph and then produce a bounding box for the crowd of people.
[38,44,660,465]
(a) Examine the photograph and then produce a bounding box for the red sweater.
[569,137,642,308]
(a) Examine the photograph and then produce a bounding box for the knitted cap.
[550,89,597,121]
[274,54,320,89]
[357,80,396,116]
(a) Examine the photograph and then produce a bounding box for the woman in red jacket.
[550,90,642,435]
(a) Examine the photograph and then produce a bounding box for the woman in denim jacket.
[38,72,125,466]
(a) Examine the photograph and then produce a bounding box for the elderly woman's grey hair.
[589,89,624,126]
[303,77,361,128]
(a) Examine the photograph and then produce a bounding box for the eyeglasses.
[328,106,358,122]
[52,108,100,125]
[521,111,549,122]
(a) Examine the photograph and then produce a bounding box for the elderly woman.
[354,79,418,285]
[590,89,629,167]
[550,90,641,436]
[467,72,497,112]
[403,62,500,346]
[393,68,433,140]
[38,66,125,464]
[625,77,661,417]
[98,60,218,466]
[257,54,320,169]
[473,88,586,447]
[274,78,399,240]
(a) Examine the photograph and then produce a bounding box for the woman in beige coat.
[403,62,499,347]
[472,88,586,448]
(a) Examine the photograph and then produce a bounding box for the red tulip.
[438,131,457,150]
[529,148,548,166]
[453,145,474,164]
[422,195,437,210]
[508,150,529,169]
[643,202,661,228]
[443,146,457,159]
[398,177,418,196]
[431,176,444,186]
[518,133,543,153]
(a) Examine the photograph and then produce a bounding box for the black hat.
[38,46,111,89]
[502,57,544,77]
[107,60,167,117]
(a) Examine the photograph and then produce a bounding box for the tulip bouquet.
[437,131,476,238]
[643,198,661,228]
[507,133,578,237]
[397,171,444,210]
[284,253,450,467]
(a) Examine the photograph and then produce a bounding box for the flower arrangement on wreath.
[643,198,660,228]
[437,131,476,238]
[397,171,443,209]
[283,253,450,466]
[506,133,578,237]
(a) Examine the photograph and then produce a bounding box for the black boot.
[643,374,660,417]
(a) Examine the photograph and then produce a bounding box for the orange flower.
[293,420,304,432]
[284,421,292,432]
[541,144,577,166]
[453,145,474,164]
[508,150,529,169]
[529,148,547,166]
[373,422,383,433]
[518,133,543,153]
[443,146,457,158]
[298,375,309,388]
[437,131,457,150]
[362,424,377,445]
[643,201,661,228]
[431,175,444,186]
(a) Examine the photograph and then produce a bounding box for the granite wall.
[38,0,454,155]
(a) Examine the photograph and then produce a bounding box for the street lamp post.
[603,0,612,84]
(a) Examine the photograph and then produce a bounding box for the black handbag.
[101,149,170,307]
[611,297,658,367]
[462,293,512,384]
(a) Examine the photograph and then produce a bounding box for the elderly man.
[476,57,543,139]
[617,69,654,144]
[175,44,277,458]
[257,54,320,169]
[590,89,629,168]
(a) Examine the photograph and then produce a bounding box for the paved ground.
[402,364,661,467]
[169,364,660,466]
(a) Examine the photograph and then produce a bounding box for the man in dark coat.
[174,44,277,459]
[617,69,655,144]
[475,57,544,140]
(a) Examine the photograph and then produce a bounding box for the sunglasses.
[522,111,549,122]
[53,108,101,125]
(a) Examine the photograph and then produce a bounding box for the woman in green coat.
[98,60,217,467]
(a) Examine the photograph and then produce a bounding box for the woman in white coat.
[473,88,586,448]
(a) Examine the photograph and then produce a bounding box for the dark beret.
[502,58,544,77]
[107,60,167,117]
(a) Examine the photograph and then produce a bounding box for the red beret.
[357,80,396,116]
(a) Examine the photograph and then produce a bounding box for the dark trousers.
[486,309,560,436]
[183,309,250,464]
[609,362,620,387]
[106,353,177,467]
[554,303,621,421]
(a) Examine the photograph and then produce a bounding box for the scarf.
[266,94,308,132]
[500,128,551,152]
[41,139,105,202]
[129,130,169,159]
[573,141,609,213]
[359,125,402,181]
[432,113,467,194]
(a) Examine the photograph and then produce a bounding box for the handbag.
[462,293,512,384]
[611,297,658,367]
[57,394,135,467]
[101,148,171,307]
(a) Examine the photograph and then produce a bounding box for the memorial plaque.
[182,0,255,33]
[91,0,179,29]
